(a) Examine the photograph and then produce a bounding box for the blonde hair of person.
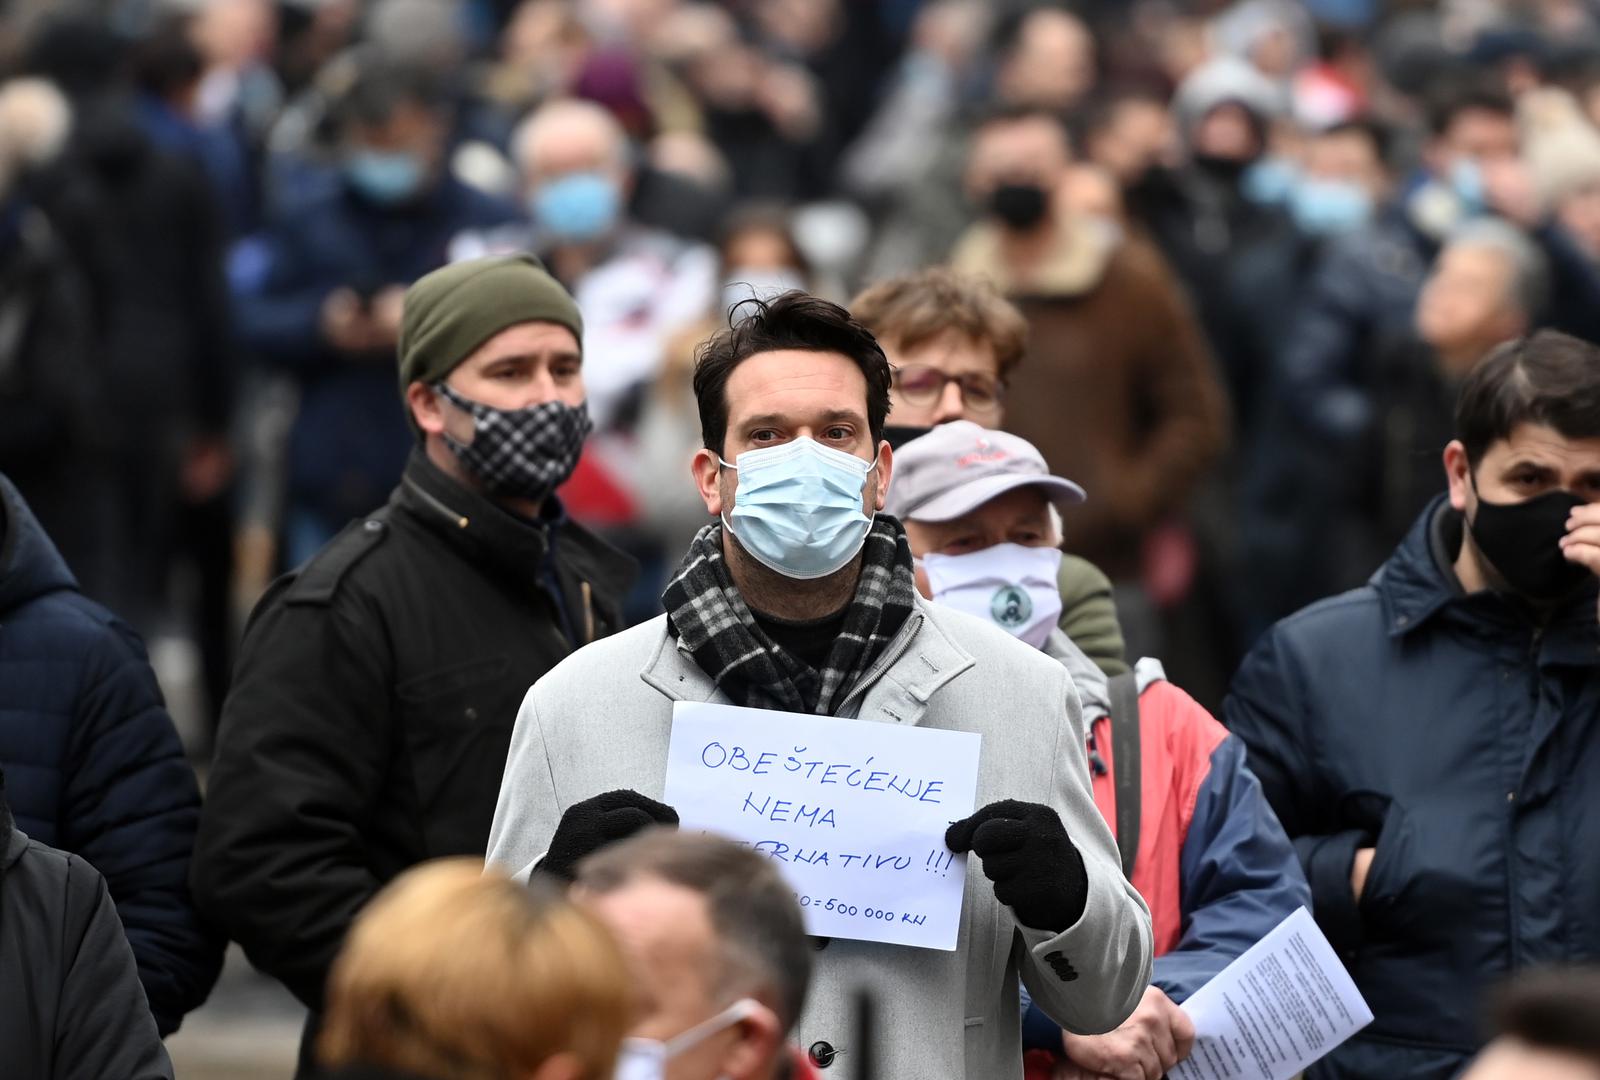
[319,859,632,1080]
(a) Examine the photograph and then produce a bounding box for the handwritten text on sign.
[663,701,981,950]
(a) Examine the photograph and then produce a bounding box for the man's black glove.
[946,800,1087,932]
[541,789,679,880]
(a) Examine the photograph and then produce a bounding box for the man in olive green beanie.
[195,250,634,1076]
[397,252,583,405]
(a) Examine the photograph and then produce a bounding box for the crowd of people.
[6,0,1600,1078]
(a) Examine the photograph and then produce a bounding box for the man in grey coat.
[487,292,1153,1080]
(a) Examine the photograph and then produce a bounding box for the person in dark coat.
[0,83,97,507]
[193,255,636,1076]
[20,18,237,634]
[0,473,222,1036]
[1224,330,1600,1080]
[0,766,174,1080]
[230,59,521,566]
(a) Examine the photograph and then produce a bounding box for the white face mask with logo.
[613,998,760,1080]
[920,543,1065,649]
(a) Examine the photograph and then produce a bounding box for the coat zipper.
[834,610,926,716]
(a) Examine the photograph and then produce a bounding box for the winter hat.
[397,253,584,400]
[1519,88,1600,211]
[1173,56,1283,137]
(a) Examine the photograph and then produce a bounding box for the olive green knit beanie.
[397,253,584,399]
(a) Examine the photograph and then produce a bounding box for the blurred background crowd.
[5,0,1600,1072]
[7,0,1600,718]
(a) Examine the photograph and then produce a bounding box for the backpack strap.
[1107,671,1142,880]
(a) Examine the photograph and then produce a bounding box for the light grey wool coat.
[486,596,1153,1080]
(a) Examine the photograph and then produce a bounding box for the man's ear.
[407,381,446,437]
[1444,439,1474,513]
[693,447,725,515]
[872,440,894,513]
[719,1002,784,1080]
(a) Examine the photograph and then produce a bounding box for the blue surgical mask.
[1289,178,1374,235]
[1450,159,1486,214]
[344,150,426,205]
[1241,157,1299,205]
[613,999,759,1080]
[719,437,878,580]
[532,171,621,242]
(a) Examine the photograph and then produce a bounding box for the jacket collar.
[394,449,636,607]
[641,597,975,725]
[949,215,1118,299]
[1377,495,1598,665]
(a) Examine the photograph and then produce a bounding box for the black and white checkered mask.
[434,382,592,502]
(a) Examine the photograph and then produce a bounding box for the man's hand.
[1351,846,1376,901]
[1057,986,1196,1080]
[1560,503,1600,623]
[320,287,374,353]
[368,284,407,346]
[541,789,679,881]
[946,800,1086,932]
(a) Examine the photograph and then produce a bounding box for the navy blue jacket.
[0,474,222,1034]
[231,175,519,524]
[1225,497,1600,1080]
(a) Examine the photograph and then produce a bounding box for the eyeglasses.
[891,365,1005,413]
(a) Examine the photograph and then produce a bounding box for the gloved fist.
[946,800,1087,932]
[541,789,679,880]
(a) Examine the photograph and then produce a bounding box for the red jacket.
[1023,653,1309,1070]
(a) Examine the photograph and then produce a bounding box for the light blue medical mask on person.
[1288,178,1374,235]
[344,150,426,205]
[532,171,622,242]
[719,437,878,580]
[1450,159,1486,214]
[1241,157,1299,205]
[613,999,760,1080]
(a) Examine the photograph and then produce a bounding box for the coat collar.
[639,597,975,725]
[1377,495,1599,665]
[949,215,1118,299]
[394,449,636,613]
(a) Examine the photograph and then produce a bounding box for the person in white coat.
[486,291,1152,1080]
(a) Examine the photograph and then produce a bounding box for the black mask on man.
[989,183,1050,231]
[883,424,934,451]
[1468,486,1591,602]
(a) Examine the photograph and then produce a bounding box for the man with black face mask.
[1225,330,1600,1080]
[194,254,636,1077]
[949,105,1227,662]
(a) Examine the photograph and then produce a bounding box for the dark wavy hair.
[1455,330,1600,466]
[692,291,892,456]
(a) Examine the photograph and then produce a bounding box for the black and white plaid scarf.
[663,516,920,714]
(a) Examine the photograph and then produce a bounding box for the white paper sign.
[1172,907,1374,1080]
[663,701,981,950]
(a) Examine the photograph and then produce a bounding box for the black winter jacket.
[1225,497,1600,1080]
[0,781,174,1080]
[193,451,635,1038]
[0,474,221,1035]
